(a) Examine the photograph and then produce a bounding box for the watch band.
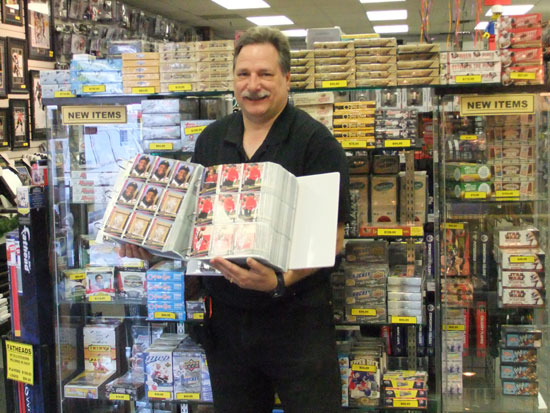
[270,271,286,298]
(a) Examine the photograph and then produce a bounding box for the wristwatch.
[270,271,286,298]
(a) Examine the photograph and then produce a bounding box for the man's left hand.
[208,257,278,293]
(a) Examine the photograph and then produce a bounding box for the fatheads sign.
[460,94,535,116]
[62,106,127,125]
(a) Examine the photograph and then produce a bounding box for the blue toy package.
[147,261,185,283]
[70,58,123,72]
[148,282,184,293]
[147,291,183,302]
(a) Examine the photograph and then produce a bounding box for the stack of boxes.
[500,325,541,396]
[442,309,465,395]
[196,40,234,92]
[313,41,356,89]
[70,56,123,95]
[141,99,188,153]
[346,338,386,407]
[40,70,72,98]
[446,162,493,199]
[122,52,161,94]
[375,109,418,148]
[333,101,376,148]
[346,149,370,237]
[396,44,440,86]
[344,241,388,324]
[290,50,314,89]
[383,371,428,408]
[292,91,335,132]
[440,51,501,85]
[497,13,545,85]
[353,37,397,87]
[146,261,186,321]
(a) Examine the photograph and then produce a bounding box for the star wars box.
[496,248,544,271]
[499,269,544,289]
[499,288,545,308]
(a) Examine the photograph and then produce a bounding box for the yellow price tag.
[351,364,377,373]
[377,228,403,236]
[23,143,28,146]
[444,324,465,331]
[148,391,171,399]
[185,126,207,135]
[460,135,478,141]
[109,393,130,401]
[89,295,112,302]
[169,83,193,92]
[83,85,106,93]
[511,72,536,80]
[132,87,155,94]
[149,143,174,151]
[154,312,176,319]
[6,341,33,385]
[445,223,464,230]
[2,142,7,146]
[456,75,482,83]
[49,51,54,57]
[341,140,369,149]
[510,256,535,263]
[54,91,75,98]
[21,85,26,89]
[176,393,200,400]
[391,316,417,324]
[410,226,424,237]
[69,273,86,281]
[321,80,348,88]
[394,400,419,408]
[384,139,411,148]
[351,309,377,316]
[464,191,487,199]
[496,190,520,198]
[193,313,205,320]
[15,16,20,20]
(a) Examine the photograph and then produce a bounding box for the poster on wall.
[29,70,46,140]
[0,108,10,150]
[7,37,28,94]
[25,0,54,61]
[9,99,29,149]
[0,38,7,98]
[1,0,23,26]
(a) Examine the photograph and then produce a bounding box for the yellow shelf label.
[149,142,174,151]
[193,313,205,320]
[410,226,424,237]
[69,273,86,281]
[176,393,200,400]
[82,85,106,93]
[2,142,8,146]
[511,72,536,80]
[456,75,482,83]
[89,295,112,302]
[341,140,369,149]
[391,316,417,324]
[444,324,465,331]
[6,341,33,385]
[445,223,464,230]
[351,308,377,316]
[185,126,207,135]
[384,139,411,148]
[132,87,155,94]
[351,364,377,373]
[394,400,419,408]
[460,135,478,141]
[169,83,193,92]
[322,80,348,88]
[109,393,130,401]
[377,228,403,237]
[49,51,54,57]
[154,312,176,319]
[15,16,20,20]
[21,85,26,89]
[510,256,535,263]
[496,190,520,198]
[148,391,171,399]
[464,191,487,199]
[23,143,28,146]
[54,91,75,98]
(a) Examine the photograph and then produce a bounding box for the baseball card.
[200,166,219,194]
[104,206,133,235]
[124,211,153,242]
[211,224,235,256]
[150,157,176,184]
[144,217,174,248]
[220,163,243,192]
[130,154,155,179]
[118,179,144,206]
[170,162,194,190]
[214,193,238,223]
[158,189,185,217]
[191,225,213,257]
[137,184,165,212]
[196,195,215,224]
[242,163,263,191]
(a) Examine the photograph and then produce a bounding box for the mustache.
[241,90,271,99]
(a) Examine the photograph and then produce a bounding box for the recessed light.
[247,15,294,26]
[211,0,270,9]
[360,0,405,3]
[373,24,409,34]
[367,9,407,21]
[281,29,307,37]
[486,5,534,16]
[474,21,489,30]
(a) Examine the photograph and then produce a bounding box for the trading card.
[239,192,260,221]
[124,212,153,241]
[214,193,238,223]
[86,267,115,297]
[191,225,213,257]
[200,166,219,194]
[158,189,185,217]
[233,223,265,255]
[104,206,132,235]
[118,179,144,206]
[150,158,176,183]
[137,184,165,212]
[501,348,538,364]
[211,224,235,256]
[130,154,155,179]
[196,195,215,225]
[220,164,243,192]
[117,270,146,299]
[242,163,263,191]
[170,162,194,190]
[145,217,173,248]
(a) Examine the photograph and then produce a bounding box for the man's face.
[157,164,167,176]
[145,190,155,203]
[234,43,290,124]
[124,185,136,198]
[177,169,187,180]
[136,159,147,172]
[95,275,103,284]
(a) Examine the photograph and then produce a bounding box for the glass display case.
[439,92,550,412]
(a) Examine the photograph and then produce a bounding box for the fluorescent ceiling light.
[367,9,407,21]
[373,24,409,34]
[211,0,270,10]
[360,0,405,3]
[474,21,489,30]
[247,15,294,25]
[486,5,534,16]
[282,29,307,37]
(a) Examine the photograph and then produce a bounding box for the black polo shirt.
[192,102,350,309]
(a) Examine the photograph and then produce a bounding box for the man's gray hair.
[234,27,291,74]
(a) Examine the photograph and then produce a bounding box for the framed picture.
[2,0,23,26]
[7,38,28,94]
[9,99,29,149]
[29,70,46,140]
[25,0,54,61]
[0,38,7,98]
[0,108,10,150]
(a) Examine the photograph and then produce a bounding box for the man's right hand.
[118,243,154,261]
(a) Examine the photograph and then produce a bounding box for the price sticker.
[456,75,482,83]
[176,393,200,400]
[54,91,75,98]
[384,139,411,148]
[6,341,33,385]
[341,140,369,149]
[49,51,54,57]
[68,272,86,281]
[149,143,174,151]
[83,85,106,93]
[391,316,417,324]
[464,191,487,199]
[394,400,419,408]
[496,190,520,198]
[132,87,155,94]
[460,135,478,141]
[169,83,193,92]
[511,72,536,80]
[185,126,207,135]
[2,142,7,146]
[89,295,112,302]
[510,256,535,263]
[445,223,464,230]
[15,16,20,20]
[21,85,26,89]
[148,391,171,399]
[321,80,348,88]
[193,313,204,320]
[23,143,28,146]
[154,312,176,319]
[351,364,377,373]
[109,393,130,401]
[410,226,424,237]
[377,228,403,237]
[444,324,465,331]
[351,309,376,316]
